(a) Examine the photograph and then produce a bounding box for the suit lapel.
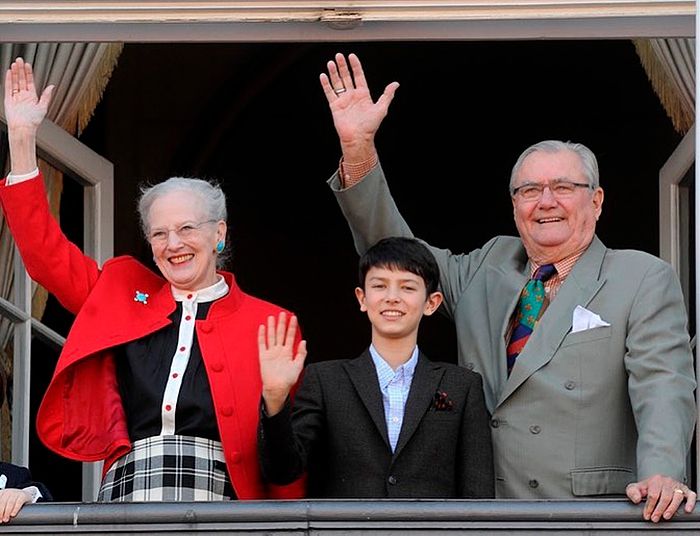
[498,237,608,405]
[486,259,529,398]
[393,355,444,457]
[344,350,391,449]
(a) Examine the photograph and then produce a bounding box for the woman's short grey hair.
[509,140,600,191]
[138,177,229,268]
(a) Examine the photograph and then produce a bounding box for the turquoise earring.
[215,240,225,254]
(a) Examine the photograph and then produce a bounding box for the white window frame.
[0,108,113,501]
[0,1,694,41]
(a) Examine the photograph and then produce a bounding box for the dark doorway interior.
[30,41,682,500]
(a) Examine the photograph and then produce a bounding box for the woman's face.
[147,190,226,292]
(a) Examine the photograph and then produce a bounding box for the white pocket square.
[572,305,611,333]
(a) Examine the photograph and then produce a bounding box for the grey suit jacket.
[258,350,494,498]
[329,164,697,498]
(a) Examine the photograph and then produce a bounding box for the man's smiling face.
[511,149,604,264]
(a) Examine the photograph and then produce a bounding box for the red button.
[230,452,242,463]
[185,315,192,321]
[179,346,186,352]
[187,294,193,299]
[172,373,179,379]
[221,406,233,417]
[211,363,223,372]
[165,404,172,411]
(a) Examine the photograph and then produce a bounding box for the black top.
[115,301,219,442]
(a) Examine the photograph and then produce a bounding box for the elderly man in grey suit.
[318,52,697,523]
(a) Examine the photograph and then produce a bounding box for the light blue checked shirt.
[369,344,419,453]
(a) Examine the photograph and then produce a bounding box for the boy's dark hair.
[359,236,440,294]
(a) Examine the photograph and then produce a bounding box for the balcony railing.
[4,499,700,534]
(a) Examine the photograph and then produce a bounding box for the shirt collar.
[369,344,419,387]
[530,248,586,280]
[171,274,229,303]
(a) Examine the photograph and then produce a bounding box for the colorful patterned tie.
[506,264,557,375]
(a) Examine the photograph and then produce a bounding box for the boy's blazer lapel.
[498,237,608,405]
[394,355,445,457]
[344,350,391,449]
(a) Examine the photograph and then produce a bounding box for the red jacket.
[0,174,304,499]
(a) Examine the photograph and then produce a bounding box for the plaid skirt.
[98,435,234,502]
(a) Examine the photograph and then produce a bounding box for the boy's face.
[355,266,442,341]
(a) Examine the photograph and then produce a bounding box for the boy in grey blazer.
[257,237,494,498]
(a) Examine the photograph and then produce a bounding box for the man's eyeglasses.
[511,180,593,201]
[148,220,217,244]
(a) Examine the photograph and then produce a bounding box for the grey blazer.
[258,350,494,498]
[329,164,696,499]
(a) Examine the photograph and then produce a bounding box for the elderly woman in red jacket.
[0,57,305,502]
